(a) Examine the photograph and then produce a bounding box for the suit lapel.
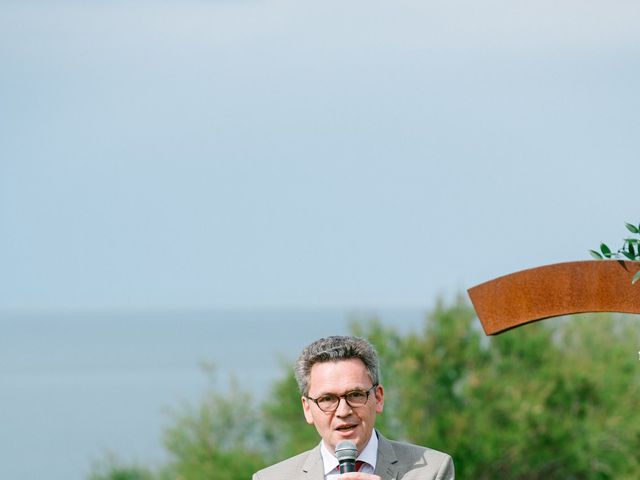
[301,445,325,479]
[374,432,398,480]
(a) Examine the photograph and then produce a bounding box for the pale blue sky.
[2,0,639,311]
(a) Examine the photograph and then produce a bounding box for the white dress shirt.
[321,430,379,479]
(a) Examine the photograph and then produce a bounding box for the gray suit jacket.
[252,432,454,480]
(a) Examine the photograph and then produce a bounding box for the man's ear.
[301,396,315,425]
[374,385,384,414]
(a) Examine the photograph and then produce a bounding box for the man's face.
[301,358,384,454]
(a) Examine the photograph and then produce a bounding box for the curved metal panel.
[467,261,640,335]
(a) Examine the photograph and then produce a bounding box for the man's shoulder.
[252,447,319,480]
[386,437,451,460]
[378,434,454,479]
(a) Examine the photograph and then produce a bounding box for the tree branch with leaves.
[589,221,640,284]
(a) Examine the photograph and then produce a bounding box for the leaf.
[624,238,639,244]
[600,243,612,258]
[589,250,603,260]
[625,222,639,234]
[622,250,635,261]
[629,242,637,258]
[633,270,640,285]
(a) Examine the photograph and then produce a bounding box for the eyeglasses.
[306,385,378,412]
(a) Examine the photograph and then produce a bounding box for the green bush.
[89,298,640,479]
[88,454,157,480]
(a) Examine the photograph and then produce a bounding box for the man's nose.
[335,396,353,416]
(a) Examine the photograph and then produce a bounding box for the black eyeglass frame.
[305,384,379,412]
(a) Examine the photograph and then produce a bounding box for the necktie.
[337,461,365,474]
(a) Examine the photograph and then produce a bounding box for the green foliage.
[89,299,640,480]
[590,221,640,284]
[161,374,267,480]
[359,304,640,479]
[88,467,154,480]
[260,362,320,461]
[88,454,158,480]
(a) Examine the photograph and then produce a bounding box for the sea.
[0,308,426,480]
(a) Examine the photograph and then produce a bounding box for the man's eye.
[347,391,367,400]
[318,395,337,403]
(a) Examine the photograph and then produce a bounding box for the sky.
[1,0,639,312]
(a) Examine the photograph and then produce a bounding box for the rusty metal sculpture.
[467,260,640,335]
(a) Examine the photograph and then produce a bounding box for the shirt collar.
[320,430,379,475]
[358,430,378,469]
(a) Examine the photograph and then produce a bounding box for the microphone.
[335,440,358,473]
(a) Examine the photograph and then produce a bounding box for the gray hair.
[294,336,380,396]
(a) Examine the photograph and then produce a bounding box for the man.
[253,335,455,479]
